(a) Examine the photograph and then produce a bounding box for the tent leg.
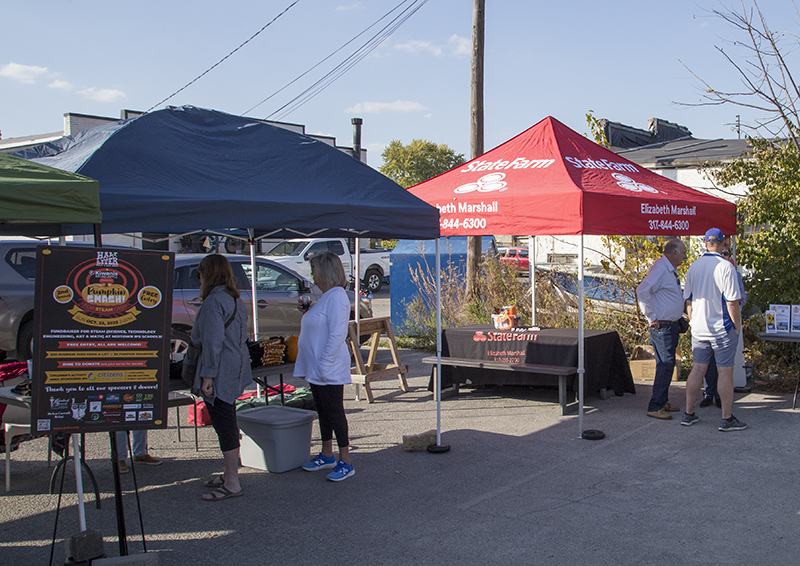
[428,238,450,454]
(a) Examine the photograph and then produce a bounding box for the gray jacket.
[192,285,251,405]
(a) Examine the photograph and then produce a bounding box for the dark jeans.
[703,351,720,400]
[310,384,349,449]
[648,324,680,412]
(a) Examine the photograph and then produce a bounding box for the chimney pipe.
[351,117,363,162]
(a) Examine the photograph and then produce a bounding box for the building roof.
[612,137,752,169]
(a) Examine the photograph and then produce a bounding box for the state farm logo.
[455,173,509,194]
[473,331,488,342]
[613,173,658,194]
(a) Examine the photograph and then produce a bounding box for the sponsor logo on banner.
[473,329,540,342]
[455,173,508,194]
[564,156,640,173]
[461,157,555,173]
[49,397,70,410]
[611,173,658,194]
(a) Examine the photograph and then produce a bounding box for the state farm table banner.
[31,246,174,435]
[454,327,543,363]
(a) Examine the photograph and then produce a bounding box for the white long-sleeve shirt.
[293,286,351,386]
[636,255,684,323]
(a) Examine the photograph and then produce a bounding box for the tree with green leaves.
[714,137,800,308]
[379,139,466,189]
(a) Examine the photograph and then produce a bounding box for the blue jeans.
[115,430,148,459]
[648,324,679,412]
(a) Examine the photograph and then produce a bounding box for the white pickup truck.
[265,238,391,292]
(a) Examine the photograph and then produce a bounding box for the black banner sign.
[31,246,174,434]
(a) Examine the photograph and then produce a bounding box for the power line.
[145,0,301,113]
[243,0,416,116]
[261,0,429,122]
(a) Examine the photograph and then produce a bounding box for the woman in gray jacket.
[193,254,251,501]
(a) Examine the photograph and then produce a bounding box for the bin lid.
[237,405,316,428]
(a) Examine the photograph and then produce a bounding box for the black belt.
[657,320,680,325]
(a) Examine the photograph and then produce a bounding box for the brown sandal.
[204,475,225,488]
[202,486,244,501]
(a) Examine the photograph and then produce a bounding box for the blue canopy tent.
[15,105,441,343]
[15,105,440,241]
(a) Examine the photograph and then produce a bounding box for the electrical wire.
[243,0,416,116]
[145,0,301,113]
[263,0,429,122]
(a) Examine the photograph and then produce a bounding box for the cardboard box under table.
[629,345,679,382]
[237,406,316,473]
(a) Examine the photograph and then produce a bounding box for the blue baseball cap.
[704,228,724,242]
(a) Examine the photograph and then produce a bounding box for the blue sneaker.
[302,453,336,471]
[326,460,355,482]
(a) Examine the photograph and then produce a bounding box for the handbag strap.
[224,296,238,329]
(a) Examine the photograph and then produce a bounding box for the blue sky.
[2,1,798,167]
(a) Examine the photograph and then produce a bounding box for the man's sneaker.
[681,412,700,426]
[302,453,336,471]
[719,416,747,432]
[133,454,162,466]
[646,408,672,420]
[715,397,722,408]
[118,460,129,474]
[699,396,713,408]
[663,402,680,412]
[326,460,355,482]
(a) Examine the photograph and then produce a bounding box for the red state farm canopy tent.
[408,116,737,442]
[408,116,736,237]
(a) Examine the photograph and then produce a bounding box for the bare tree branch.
[676,1,800,150]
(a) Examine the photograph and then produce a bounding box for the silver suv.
[0,243,371,361]
[170,253,372,361]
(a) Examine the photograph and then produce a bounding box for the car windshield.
[266,240,308,256]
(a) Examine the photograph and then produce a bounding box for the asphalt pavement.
[2,292,798,565]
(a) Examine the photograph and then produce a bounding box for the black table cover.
[432,325,635,396]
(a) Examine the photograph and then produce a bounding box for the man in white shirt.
[682,228,745,431]
[636,238,687,420]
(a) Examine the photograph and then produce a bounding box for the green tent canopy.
[0,152,101,236]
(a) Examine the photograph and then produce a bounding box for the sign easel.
[347,316,408,403]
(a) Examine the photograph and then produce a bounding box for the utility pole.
[466,0,485,302]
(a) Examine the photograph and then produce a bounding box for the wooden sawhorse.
[347,316,409,403]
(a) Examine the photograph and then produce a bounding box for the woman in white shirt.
[294,251,354,482]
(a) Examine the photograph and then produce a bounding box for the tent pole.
[578,235,585,436]
[248,230,260,397]
[248,229,258,342]
[93,224,102,247]
[427,237,450,452]
[529,235,535,326]
[436,238,442,443]
[355,241,361,332]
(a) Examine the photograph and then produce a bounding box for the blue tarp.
[390,237,496,332]
[14,106,440,240]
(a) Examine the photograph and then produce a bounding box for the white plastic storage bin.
[237,405,316,473]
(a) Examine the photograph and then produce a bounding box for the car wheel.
[364,268,382,293]
[17,320,34,360]
[170,328,191,363]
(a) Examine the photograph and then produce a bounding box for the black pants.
[206,398,240,452]
[310,384,349,449]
